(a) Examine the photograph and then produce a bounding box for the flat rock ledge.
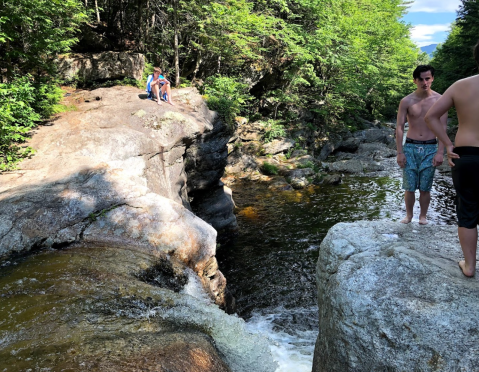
[313,221,479,372]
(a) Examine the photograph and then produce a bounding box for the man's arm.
[396,98,408,168]
[425,87,457,166]
[432,101,448,166]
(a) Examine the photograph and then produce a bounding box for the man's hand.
[397,153,406,168]
[446,145,460,167]
[432,152,444,167]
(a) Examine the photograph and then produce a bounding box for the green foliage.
[0,0,87,78]
[263,119,286,143]
[261,162,279,175]
[0,76,39,170]
[202,75,252,127]
[0,76,66,171]
[432,1,479,93]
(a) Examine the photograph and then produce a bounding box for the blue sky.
[402,0,461,47]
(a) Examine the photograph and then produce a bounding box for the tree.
[0,0,87,81]
[432,0,479,93]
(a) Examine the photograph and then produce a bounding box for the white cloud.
[410,24,451,46]
[408,0,461,13]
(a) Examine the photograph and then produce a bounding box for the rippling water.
[217,160,456,371]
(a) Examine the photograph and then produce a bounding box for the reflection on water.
[217,166,456,370]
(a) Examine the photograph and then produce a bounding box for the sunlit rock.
[313,221,479,372]
[0,86,236,307]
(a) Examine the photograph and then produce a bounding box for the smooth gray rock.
[322,174,342,185]
[57,52,145,82]
[290,149,308,158]
[0,86,233,308]
[313,221,479,372]
[286,168,315,179]
[354,128,395,145]
[358,142,397,159]
[318,142,336,160]
[328,159,363,173]
[337,137,360,153]
[263,138,295,155]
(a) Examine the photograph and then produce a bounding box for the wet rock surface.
[313,221,479,372]
[0,247,275,372]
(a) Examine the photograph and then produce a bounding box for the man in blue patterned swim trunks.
[396,65,447,224]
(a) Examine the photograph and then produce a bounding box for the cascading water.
[217,158,456,371]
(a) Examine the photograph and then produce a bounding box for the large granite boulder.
[313,220,479,372]
[56,52,145,82]
[0,86,236,308]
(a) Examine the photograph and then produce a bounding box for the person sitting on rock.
[146,67,174,106]
[396,65,446,225]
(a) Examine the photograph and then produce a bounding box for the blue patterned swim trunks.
[402,142,437,192]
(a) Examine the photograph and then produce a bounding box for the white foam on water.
[180,268,212,303]
[245,307,316,372]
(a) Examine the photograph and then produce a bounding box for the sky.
[402,0,461,47]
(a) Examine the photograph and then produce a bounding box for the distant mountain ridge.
[421,44,438,57]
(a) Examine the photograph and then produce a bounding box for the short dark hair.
[474,40,479,66]
[413,65,435,79]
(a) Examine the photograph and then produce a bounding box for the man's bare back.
[441,75,479,147]
[425,44,479,277]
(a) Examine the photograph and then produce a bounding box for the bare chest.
[407,100,435,120]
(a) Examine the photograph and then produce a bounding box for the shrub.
[202,75,252,128]
[263,119,286,142]
[261,161,279,175]
[0,76,63,171]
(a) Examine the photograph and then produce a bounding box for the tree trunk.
[192,50,202,81]
[84,0,88,7]
[217,55,221,74]
[173,0,180,87]
[94,0,100,22]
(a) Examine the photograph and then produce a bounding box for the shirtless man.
[425,41,479,277]
[396,65,447,225]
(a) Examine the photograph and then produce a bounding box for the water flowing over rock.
[0,86,236,308]
[56,52,145,82]
[0,247,276,372]
[313,220,479,372]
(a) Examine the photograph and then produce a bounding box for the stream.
[217,158,457,371]
[0,158,457,371]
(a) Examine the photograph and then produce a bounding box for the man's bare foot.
[459,260,475,277]
[157,99,162,105]
[168,101,175,106]
[400,216,412,224]
[418,216,428,225]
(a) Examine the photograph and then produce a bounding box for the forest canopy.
[1,0,426,170]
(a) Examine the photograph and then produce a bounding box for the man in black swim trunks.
[425,40,479,277]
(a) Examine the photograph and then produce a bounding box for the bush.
[0,76,63,171]
[202,75,252,128]
[261,161,279,175]
[263,119,286,142]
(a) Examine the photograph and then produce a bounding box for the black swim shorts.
[452,147,479,228]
